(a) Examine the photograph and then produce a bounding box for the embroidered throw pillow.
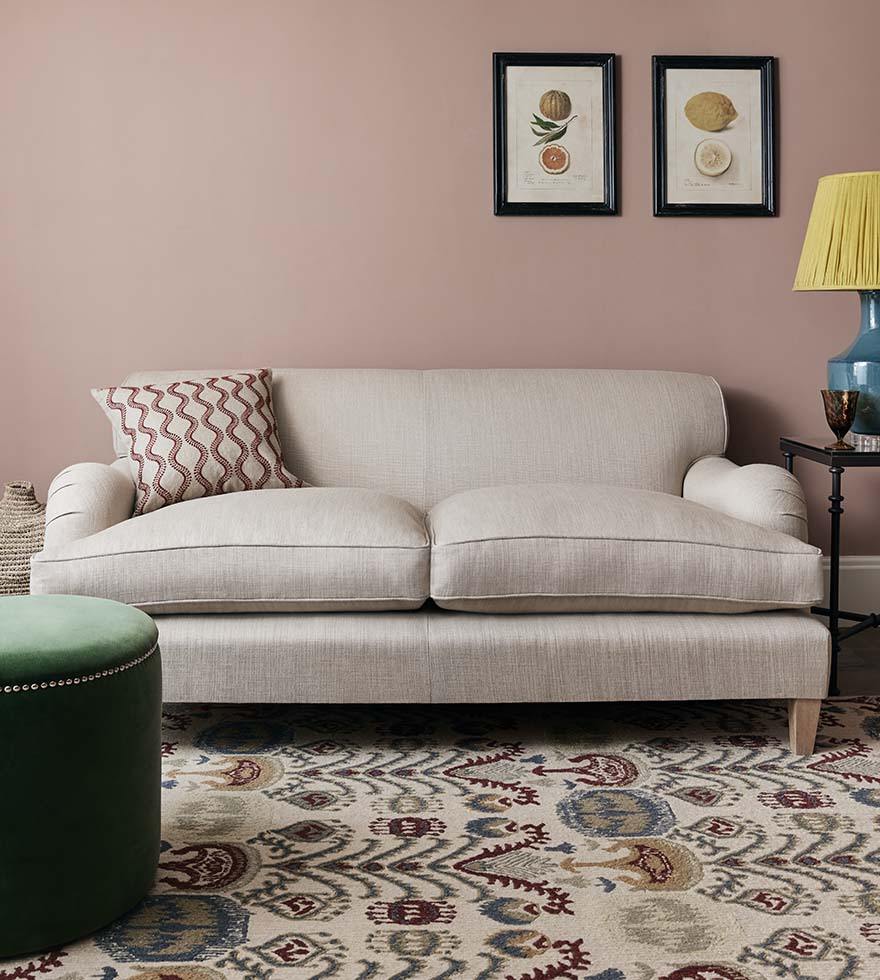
[92,369,304,516]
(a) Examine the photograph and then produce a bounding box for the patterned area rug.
[4,699,880,980]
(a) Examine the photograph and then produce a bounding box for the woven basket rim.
[1,482,45,515]
[0,482,45,595]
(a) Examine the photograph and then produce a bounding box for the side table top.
[780,435,880,466]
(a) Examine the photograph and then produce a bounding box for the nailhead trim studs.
[1,640,158,694]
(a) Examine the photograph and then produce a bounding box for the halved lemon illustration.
[539,144,570,175]
[694,138,732,177]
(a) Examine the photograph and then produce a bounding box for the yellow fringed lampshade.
[794,172,880,291]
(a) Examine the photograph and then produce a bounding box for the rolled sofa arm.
[683,456,809,542]
[41,460,135,551]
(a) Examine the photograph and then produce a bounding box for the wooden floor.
[837,630,880,695]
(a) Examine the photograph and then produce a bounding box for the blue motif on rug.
[94,895,248,961]
[556,788,676,838]
[194,718,288,754]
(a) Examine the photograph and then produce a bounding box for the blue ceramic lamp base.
[828,290,880,435]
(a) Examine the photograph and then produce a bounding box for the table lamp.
[794,171,880,435]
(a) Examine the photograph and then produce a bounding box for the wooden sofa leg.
[788,698,822,755]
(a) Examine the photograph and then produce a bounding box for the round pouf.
[0,595,161,958]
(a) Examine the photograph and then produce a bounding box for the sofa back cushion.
[121,369,727,510]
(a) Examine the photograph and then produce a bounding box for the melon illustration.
[539,90,572,121]
[684,91,738,131]
[539,144,570,175]
[694,138,732,177]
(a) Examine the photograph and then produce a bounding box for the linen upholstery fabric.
[0,596,160,958]
[31,487,430,613]
[683,455,810,541]
[428,484,823,613]
[154,608,829,703]
[35,367,828,711]
[157,612,434,703]
[42,460,135,552]
[93,369,302,516]
[122,369,728,509]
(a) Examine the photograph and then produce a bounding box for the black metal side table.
[780,435,880,696]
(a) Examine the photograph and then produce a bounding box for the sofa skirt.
[153,607,830,704]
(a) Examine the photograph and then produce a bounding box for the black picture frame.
[652,55,776,217]
[493,52,617,216]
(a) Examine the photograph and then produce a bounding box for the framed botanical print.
[493,52,617,216]
[653,55,776,217]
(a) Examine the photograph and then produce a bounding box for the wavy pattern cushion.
[92,369,302,516]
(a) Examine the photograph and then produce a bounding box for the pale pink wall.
[2,0,879,552]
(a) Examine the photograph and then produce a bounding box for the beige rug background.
[3,698,880,980]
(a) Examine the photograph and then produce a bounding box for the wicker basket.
[0,482,46,595]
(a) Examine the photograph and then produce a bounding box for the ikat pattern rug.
[4,698,880,980]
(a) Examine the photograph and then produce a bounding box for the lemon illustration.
[684,92,738,131]
[539,90,572,121]
[539,144,570,175]
[694,138,732,177]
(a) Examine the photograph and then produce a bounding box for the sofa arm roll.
[683,456,809,542]
[41,461,135,551]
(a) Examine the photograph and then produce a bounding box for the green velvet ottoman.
[0,595,161,958]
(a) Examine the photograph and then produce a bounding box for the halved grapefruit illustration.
[539,144,570,175]
[694,138,732,177]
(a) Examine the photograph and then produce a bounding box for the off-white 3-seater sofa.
[31,369,829,752]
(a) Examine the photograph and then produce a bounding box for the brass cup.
[821,389,860,450]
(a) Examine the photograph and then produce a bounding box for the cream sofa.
[31,369,829,752]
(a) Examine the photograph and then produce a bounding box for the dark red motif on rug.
[779,929,824,956]
[217,758,265,787]
[531,753,638,786]
[503,937,592,979]
[743,890,793,913]
[807,740,880,783]
[660,966,755,980]
[270,937,312,964]
[365,899,456,925]
[0,952,67,980]
[280,894,324,918]
[455,823,573,915]
[444,743,540,805]
[698,817,741,837]
[158,842,251,890]
[671,786,723,807]
[281,820,335,842]
[288,789,337,809]
[757,789,835,810]
[369,816,446,838]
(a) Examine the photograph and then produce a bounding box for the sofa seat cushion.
[427,483,823,614]
[31,488,430,613]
